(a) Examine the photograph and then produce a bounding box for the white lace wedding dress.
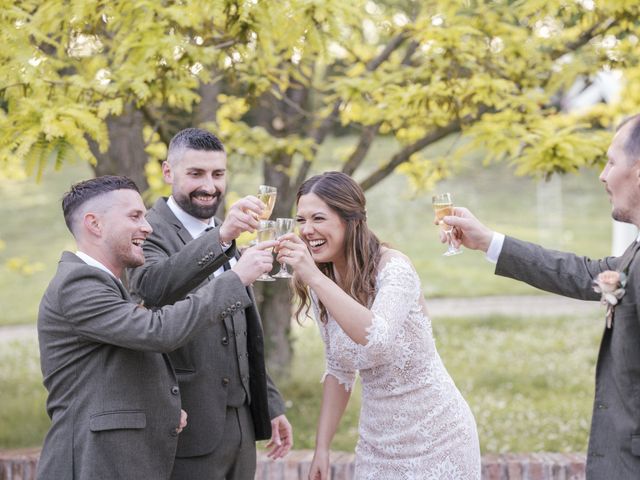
[313,254,481,479]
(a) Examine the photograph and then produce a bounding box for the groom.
[444,115,640,479]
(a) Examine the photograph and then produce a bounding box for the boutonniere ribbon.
[593,270,627,329]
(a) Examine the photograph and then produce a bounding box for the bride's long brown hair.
[293,172,383,323]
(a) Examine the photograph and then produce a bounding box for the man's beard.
[175,190,222,220]
[612,208,633,224]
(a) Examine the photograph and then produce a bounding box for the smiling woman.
[277,171,482,479]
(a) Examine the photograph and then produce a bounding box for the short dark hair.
[167,128,225,165]
[62,175,139,234]
[617,114,640,164]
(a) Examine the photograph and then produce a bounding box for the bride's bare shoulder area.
[379,247,414,270]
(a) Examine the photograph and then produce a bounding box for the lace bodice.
[312,254,481,479]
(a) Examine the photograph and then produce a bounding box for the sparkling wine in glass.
[256,220,276,281]
[432,192,462,256]
[273,218,295,278]
[257,185,277,220]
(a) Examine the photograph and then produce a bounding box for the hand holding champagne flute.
[432,192,462,256]
[273,218,295,278]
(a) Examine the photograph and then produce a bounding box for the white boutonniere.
[593,270,627,328]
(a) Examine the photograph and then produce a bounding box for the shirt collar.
[75,251,118,279]
[167,196,213,239]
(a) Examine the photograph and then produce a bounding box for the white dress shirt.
[75,251,119,279]
[166,196,236,276]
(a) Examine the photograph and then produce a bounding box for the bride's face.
[296,193,347,265]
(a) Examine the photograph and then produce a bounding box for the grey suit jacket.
[36,252,249,479]
[128,197,285,458]
[496,236,640,479]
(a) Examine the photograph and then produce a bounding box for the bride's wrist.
[314,444,330,454]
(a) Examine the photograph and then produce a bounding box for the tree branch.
[342,124,380,176]
[342,39,419,176]
[140,105,172,146]
[556,16,619,59]
[359,118,464,192]
[366,31,409,71]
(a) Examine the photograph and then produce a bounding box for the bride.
[277,171,481,480]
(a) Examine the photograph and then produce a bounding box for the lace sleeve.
[355,255,421,368]
[311,293,357,391]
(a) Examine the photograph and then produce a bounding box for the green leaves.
[0,0,637,190]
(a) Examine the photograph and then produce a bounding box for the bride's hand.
[308,449,329,480]
[276,233,319,285]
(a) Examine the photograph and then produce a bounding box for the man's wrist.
[486,232,505,263]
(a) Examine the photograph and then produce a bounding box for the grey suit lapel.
[616,240,640,275]
[154,198,194,245]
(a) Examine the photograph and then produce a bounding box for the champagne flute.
[257,185,277,220]
[432,192,462,256]
[248,185,277,247]
[273,218,295,278]
[255,220,276,281]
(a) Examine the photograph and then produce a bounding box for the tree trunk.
[88,103,149,191]
[193,82,221,126]
[254,279,293,381]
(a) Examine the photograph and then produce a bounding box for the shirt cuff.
[486,232,505,264]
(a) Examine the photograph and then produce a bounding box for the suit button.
[235,301,242,307]
[171,386,179,395]
[221,337,229,345]
[222,377,230,386]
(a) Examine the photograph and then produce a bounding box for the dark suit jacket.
[128,198,285,458]
[36,251,251,479]
[496,236,640,479]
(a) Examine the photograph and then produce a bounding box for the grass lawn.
[3,312,602,452]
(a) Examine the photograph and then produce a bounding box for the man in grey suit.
[444,115,640,479]
[37,176,276,479]
[128,128,292,480]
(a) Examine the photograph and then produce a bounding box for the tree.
[2,0,640,377]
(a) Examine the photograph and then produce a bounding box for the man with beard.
[443,115,640,479]
[128,128,292,480]
[37,176,276,479]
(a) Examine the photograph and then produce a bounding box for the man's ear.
[83,212,102,237]
[162,161,173,184]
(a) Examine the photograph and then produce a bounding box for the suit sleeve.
[58,267,251,352]
[496,236,617,301]
[129,226,236,306]
[266,372,286,419]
